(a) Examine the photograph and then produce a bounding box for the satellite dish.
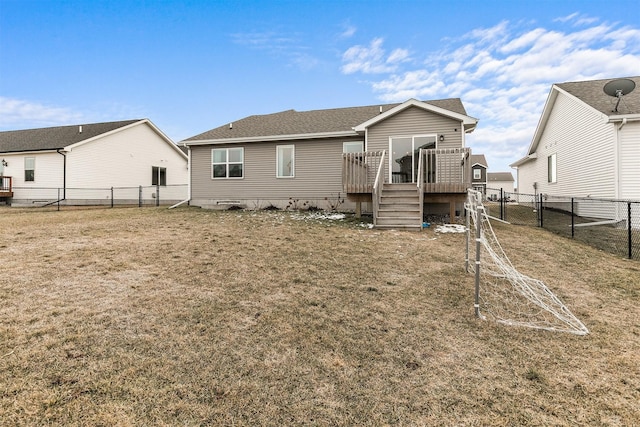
[603,78,636,112]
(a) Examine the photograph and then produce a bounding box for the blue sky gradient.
[2,0,639,172]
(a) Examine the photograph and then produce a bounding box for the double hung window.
[25,157,35,182]
[212,147,244,179]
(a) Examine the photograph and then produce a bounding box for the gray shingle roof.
[557,76,640,116]
[488,172,514,182]
[0,119,142,153]
[470,154,488,168]
[185,98,468,141]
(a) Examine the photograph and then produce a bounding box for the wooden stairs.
[375,183,422,230]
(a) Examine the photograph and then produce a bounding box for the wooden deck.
[343,149,472,227]
[343,148,472,195]
[0,176,12,198]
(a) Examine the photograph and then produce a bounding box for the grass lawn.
[1,207,639,426]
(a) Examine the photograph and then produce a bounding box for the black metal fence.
[485,188,640,260]
[4,184,188,211]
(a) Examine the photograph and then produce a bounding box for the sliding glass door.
[389,135,436,183]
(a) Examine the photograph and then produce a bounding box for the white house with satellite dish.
[0,119,188,205]
[511,76,640,208]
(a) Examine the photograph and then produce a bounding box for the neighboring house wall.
[619,121,640,201]
[66,123,188,200]
[190,136,362,209]
[517,92,616,199]
[486,181,514,199]
[2,121,188,204]
[2,152,64,200]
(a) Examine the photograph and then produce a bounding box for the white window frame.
[276,145,295,178]
[548,153,557,183]
[152,166,167,186]
[388,134,437,183]
[473,168,482,180]
[25,157,35,182]
[212,147,244,179]
[343,141,364,153]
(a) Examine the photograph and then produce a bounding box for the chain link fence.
[4,184,188,211]
[485,187,640,260]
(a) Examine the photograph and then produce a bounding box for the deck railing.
[418,147,471,193]
[342,151,385,193]
[0,176,12,193]
[343,148,471,194]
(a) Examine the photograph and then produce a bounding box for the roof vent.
[78,125,83,133]
[379,106,382,114]
[229,123,233,129]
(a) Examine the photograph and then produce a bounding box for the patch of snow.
[435,224,467,234]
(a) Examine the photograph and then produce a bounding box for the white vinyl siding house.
[511,76,640,221]
[0,119,188,205]
[514,91,616,198]
[619,121,640,201]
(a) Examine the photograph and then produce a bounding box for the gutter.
[56,149,67,199]
[169,145,191,209]
[182,130,357,146]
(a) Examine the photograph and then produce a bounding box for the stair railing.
[416,149,424,226]
[372,150,386,226]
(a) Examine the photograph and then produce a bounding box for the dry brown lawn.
[1,207,638,426]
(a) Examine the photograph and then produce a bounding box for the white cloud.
[341,38,410,74]
[0,97,84,129]
[231,30,320,71]
[340,23,357,39]
[341,17,640,172]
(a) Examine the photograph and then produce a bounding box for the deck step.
[374,183,422,230]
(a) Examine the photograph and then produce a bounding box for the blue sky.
[1,0,639,172]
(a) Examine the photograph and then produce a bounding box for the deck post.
[355,201,361,218]
[449,201,456,223]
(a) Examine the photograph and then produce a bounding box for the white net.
[465,190,589,335]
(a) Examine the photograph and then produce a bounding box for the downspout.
[169,146,191,209]
[56,149,66,200]
[614,118,627,201]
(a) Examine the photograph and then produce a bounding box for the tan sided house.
[182,98,478,229]
[0,119,188,206]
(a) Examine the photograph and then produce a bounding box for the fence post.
[629,202,633,260]
[500,188,504,221]
[57,188,60,212]
[139,186,142,207]
[111,187,114,208]
[571,198,575,238]
[156,184,160,207]
[474,203,483,318]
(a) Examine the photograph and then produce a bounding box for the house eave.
[353,98,478,132]
[182,130,358,146]
[510,153,537,168]
[607,113,640,122]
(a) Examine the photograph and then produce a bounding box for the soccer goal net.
[465,190,589,335]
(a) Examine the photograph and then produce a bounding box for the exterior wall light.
[439,134,445,142]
